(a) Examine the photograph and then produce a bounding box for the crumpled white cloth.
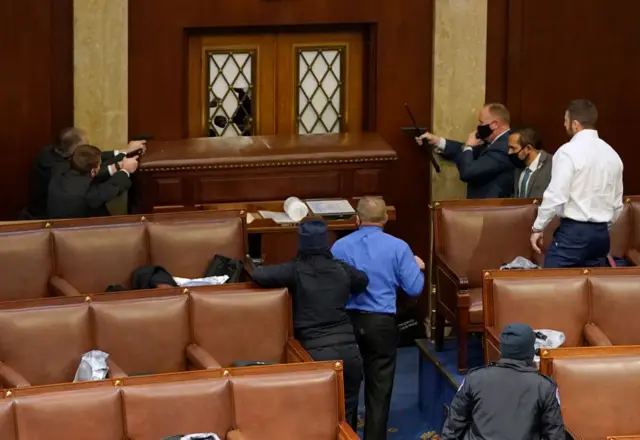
[533,329,566,364]
[500,256,540,270]
[173,275,229,287]
[74,350,110,382]
[181,435,221,440]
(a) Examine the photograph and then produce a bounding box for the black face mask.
[508,151,527,169]
[476,123,494,141]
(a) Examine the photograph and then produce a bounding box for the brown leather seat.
[541,349,640,440]
[433,197,640,372]
[3,361,355,440]
[433,199,537,372]
[482,268,640,362]
[0,210,248,302]
[0,286,303,388]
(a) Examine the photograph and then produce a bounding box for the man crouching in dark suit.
[47,145,139,219]
[416,103,515,199]
[21,127,146,220]
[508,126,553,199]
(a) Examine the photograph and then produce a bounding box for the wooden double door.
[188,30,364,138]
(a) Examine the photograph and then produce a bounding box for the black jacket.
[25,145,124,219]
[251,253,368,345]
[441,359,565,440]
[441,131,515,199]
[47,168,131,219]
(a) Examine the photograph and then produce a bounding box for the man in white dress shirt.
[530,99,624,268]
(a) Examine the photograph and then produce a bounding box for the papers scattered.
[306,199,355,215]
[258,210,296,224]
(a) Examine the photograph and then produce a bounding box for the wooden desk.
[155,199,396,264]
[131,132,397,214]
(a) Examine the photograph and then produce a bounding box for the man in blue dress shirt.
[332,196,425,440]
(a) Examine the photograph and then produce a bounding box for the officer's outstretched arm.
[541,386,566,440]
[441,379,472,440]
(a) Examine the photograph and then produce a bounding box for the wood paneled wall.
[487,0,640,194]
[0,0,74,219]
[129,0,435,259]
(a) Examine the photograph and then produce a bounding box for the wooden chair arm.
[186,343,222,369]
[0,361,30,388]
[338,422,360,439]
[285,339,314,363]
[49,275,82,297]
[434,251,470,311]
[583,323,613,346]
[106,358,128,378]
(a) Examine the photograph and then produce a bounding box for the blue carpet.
[356,346,439,439]
[416,336,484,434]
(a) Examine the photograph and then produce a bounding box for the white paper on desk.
[306,199,355,215]
[258,210,296,224]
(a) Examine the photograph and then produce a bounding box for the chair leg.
[457,310,470,373]
[434,310,445,351]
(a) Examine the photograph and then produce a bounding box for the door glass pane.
[296,47,345,135]
[206,51,255,137]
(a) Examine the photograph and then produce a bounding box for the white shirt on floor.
[533,129,623,231]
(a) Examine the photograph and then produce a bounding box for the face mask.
[508,151,527,169]
[476,123,494,141]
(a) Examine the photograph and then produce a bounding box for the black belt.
[350,310,395,317]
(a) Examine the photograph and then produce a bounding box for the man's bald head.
[357,197,387,226]
[56,127,88,157]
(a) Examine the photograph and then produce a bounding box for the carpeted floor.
[356,346,439,439]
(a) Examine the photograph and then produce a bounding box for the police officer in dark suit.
[416,103,515,199]
[251,219,366,431]
[48,144,139,219]
[22,127,146,220]
[441,323,565,440]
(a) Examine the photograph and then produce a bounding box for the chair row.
[0,285,310,388]
[0,209,249,302]
[432,196,640,371]
[540,346,640,440]
[0,361,357,440]
[482,267,640,363]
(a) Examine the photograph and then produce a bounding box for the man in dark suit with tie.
[507,127,553,199]
[21,127,147,220]
[416,103,515,199]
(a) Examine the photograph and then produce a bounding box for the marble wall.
[74,0,128,213]
[427,0,488,335]
[74,0,128,151]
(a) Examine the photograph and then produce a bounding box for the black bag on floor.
[231,360,278,367]
[204,254,244,283]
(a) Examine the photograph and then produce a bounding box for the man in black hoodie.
[441,323,565,440]
[251,219,367,430]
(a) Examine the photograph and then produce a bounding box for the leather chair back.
[122,378,232,440]
[553,355,640,440]
[0,303,92,385]
[190,289,290,367]
[232,370,338,440]
[52,223,148,292]
[148,217,245,279]
[0,229,52,301]
[437,204,536,286]
[0,399,15,440]
[13,388,124,440]
[491,277,589,346]
[590,275,640,345]
[92,295,190,375]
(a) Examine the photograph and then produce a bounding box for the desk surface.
[140,132,397,170]
[153,199,396,233]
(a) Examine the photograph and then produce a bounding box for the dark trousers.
[350,311,398,440]
[544,218,610,268]
[305,342,363,431]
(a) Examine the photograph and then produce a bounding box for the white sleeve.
[533,149,574,231]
